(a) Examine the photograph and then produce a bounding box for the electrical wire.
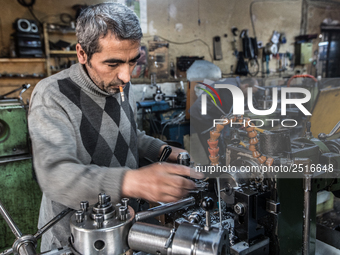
[17,0,42,26]
[146,35,213,61]
[161,111,185,141]
[17,0,35,7]
[248,58,260,77]
[28,7,43,26]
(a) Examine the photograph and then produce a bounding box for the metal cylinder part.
[128,222,171,255]
[128,222,229,255]
[172,223,229,255]
[135,197,195,222]
[98,193,106,205]
[80,201,89,212]
[12,235,37,255]
[119,206,127,221]
[121,198,129,207]
[259,130,291,156]
[177,152,191,166]
[70,203,134,255]
[95,214,104,228]
[296,158,312,255]
[17,242,36,255]
[75,210,84,223]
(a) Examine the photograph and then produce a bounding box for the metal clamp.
[164,228,176,249]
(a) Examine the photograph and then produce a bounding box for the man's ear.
[76,43,87,64]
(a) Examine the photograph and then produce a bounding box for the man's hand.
[121,162,203,203]
[159,145,188,163]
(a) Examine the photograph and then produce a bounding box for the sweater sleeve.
[137,129,166,162]
[28,85,129,208]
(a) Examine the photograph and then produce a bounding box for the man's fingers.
[161,163,204,179]
[163,175,196,190]
[160,185,189,199]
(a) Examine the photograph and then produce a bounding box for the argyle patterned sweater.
[28,63,166,251]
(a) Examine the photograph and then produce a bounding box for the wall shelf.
[0,58,46,63]
[50,50,77,55]
[0,76,45,79]
[131,77,187,84]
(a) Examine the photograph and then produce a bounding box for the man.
[28,3,201,252]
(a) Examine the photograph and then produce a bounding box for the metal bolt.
[121,198,129,207]
[234,203,245,216]
[105,195,111,203]
[188,212,201,224]
[80,201,89,212]
[75,210,84,223]
[95,214,104,228]
[177,152,191,166]
[98,193,106,205]
[119,206,127,221]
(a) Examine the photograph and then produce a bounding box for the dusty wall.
[0,0,340,75]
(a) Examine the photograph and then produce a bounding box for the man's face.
[80,33,140,95]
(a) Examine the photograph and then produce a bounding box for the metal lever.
[0,84,30,99]
[318,121,340,140]
[0,198,73,255]
[0,200,22,239]
[34,207,74,240]
[159,145,172,162]
[19,84,31,101]
[135,197,195,222]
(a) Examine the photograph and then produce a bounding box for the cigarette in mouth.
[119,86,125,102]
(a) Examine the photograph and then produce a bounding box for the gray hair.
[76,2,143,64]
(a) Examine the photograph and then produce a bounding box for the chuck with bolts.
[70,193,135,255]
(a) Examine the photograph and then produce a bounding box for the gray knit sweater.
[28,63,166,252]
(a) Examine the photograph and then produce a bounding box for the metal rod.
[0,200,22,239]
[135,197,195,222]
[0,248,13,255]
[34,208,74,240]
[18,242,36,255]
[303,173,312,255]
[128,222,171,255]
[302,159,312,255]
[217,177,222,229]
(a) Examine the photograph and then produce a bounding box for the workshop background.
[1,0,340,254]
[0,0,340,100]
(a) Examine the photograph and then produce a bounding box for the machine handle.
[318,121,340,140]
[159,145,172,162]
[0,200,22,239]
[135,197,195,222]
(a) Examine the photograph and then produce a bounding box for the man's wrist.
[121,170,139,198]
